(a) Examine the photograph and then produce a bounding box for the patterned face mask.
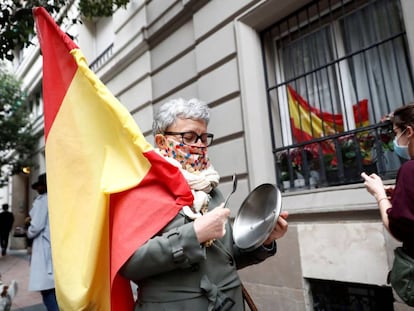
[160,137,211,171]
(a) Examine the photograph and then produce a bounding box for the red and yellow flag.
[287,85,369,143]
[33,7,193,310]
[287,85,343,142]
[353,98,369,128]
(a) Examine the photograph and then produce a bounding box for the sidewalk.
[0,249,46,311]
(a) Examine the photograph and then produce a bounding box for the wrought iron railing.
[89,44,114,72]
[275,121,402,192]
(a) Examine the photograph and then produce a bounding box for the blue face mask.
[393,129,411,160]
[393,139,410,159]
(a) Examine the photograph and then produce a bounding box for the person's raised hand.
[361,172,386,201]
[384,185,395,199]
[193,203,230,244]
[263,210,289,246]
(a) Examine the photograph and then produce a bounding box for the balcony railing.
[89,44,113,72]
[275,121,402,192]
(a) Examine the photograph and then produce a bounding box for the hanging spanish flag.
[287,85,339,156]
[33,7,193,310]
[287,85,369,143]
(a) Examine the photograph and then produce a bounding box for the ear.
[155,134,167,149]
[407,125,414,137]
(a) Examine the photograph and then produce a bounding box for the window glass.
[273,0,413,143]
[263,0,411,190]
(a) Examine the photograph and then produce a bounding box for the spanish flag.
[287,85,369,143]
[33,7,193,310]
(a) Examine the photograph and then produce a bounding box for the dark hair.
[391,103,414,130]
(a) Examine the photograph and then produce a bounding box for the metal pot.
[232,183,282,251]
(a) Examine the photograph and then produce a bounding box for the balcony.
[89,44,113,72]
[275,121,401,192]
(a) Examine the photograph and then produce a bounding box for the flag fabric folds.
[287,85,343,142]
[287,85,369,144]
[353,98,370,128]
[33,7,194,310]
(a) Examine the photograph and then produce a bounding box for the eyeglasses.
[163,131,214,147]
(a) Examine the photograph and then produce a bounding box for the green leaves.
[0,66,37,186]
[79,0,129,19]
[0,0,130,60]
[1,1,64,61]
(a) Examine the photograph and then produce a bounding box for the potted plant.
[277,150,295,190]
[323,152,340,185]
[277,147,319,190]
[338,132,377,181]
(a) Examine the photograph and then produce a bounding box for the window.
[28,89,43,121]
[88,17,114,71]
[262,0,413,190]
[309,278,394,310]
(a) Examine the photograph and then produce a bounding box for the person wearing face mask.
[362,103,414,241]
[361,104,414,297]
[120,98,289,311]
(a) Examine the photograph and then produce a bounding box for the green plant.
[338,133,375,167]
[0,0,131,61]
[379,121,394,152]
[280,170,290,182]
[79,0,129,19]
[323,153,336,171]
[277,151,293,181]
[0,66,37,186]
[357,132,375,165]
[277,147,318,181]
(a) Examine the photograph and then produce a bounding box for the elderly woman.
[120,98,288,310]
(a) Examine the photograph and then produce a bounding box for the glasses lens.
[181,132,197,145]
[200,133,213,146]
[179,132,213,146]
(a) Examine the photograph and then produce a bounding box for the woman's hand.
[263,210,289,246]
[384,185,395,199]
[361,172,393,232]
[361,172,387,201]
[193,203,230,244]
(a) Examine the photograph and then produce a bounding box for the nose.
[192,135,206,147]
[194,138,206,148]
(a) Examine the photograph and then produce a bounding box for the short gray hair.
[152,98,210,135]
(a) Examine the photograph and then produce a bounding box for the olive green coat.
[120,189,276,311]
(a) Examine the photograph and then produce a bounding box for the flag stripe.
[287,85,370,143]
[109,150,194,310]
[110,150,195,277]
[34,8,78,139]
[34,7,194,310]
[353,99,369,127]
[287,85,343,140]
